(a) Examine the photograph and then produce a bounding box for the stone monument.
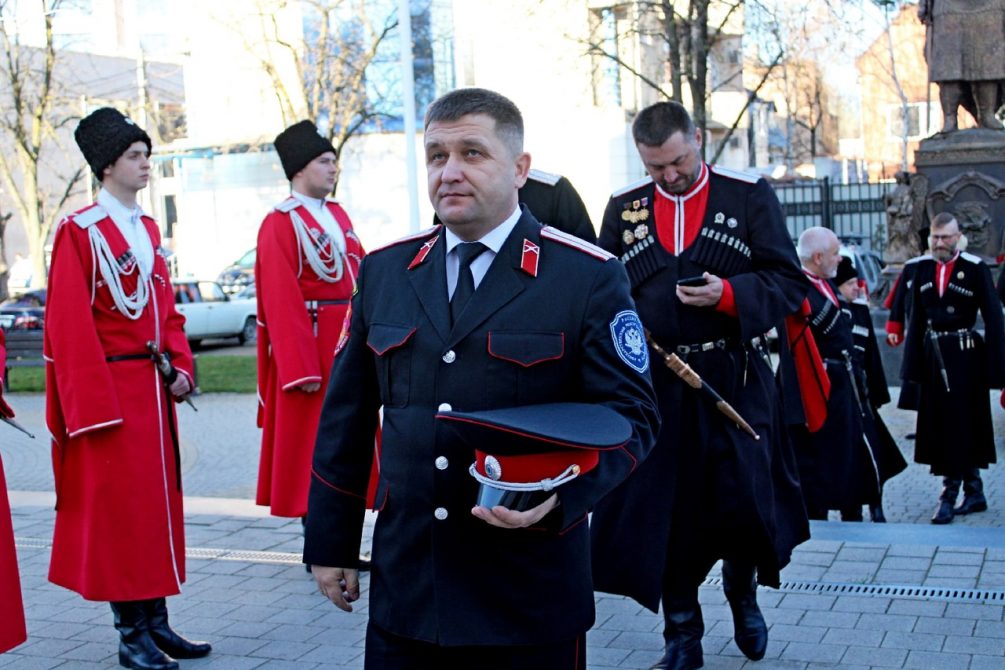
[913,0,1005,264]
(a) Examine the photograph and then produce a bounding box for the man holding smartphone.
[591,101,809,670]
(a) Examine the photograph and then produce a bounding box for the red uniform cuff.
[886,321,904,337]
[714,279,737,316]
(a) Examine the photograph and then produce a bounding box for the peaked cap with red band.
[435,402,631,511]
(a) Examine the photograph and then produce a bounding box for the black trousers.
[364,621,586,670]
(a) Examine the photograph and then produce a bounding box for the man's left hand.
[676,272,724,307]
[169,374,191,398]
[471,493,558,529]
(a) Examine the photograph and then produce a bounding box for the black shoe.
[649,639,703,670]
[869,505,887,523]
[145,598,212,659]
[905,433,916,440]
[840,506,864,522]
[727,595,767,660]
[931,500,954,524]
[110,602,179,670]
[955,494,988,515]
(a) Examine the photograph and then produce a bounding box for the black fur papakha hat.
[74,108,152,180]
[274,120,336,180]
[835,255,858,287]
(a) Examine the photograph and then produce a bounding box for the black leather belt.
[675,338,732,355]
[106,353,151,362]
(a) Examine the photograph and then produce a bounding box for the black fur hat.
[274,120,336,180]
[835,255,858,287]
[74,108,152,180]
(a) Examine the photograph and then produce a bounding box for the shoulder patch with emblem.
[541,226,613,261]
[609,310,649,373]
[612,176,654,198]
[72,205,108,229]
[710,164,759,184]
[527,168,562,186]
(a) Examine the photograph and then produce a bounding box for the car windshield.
[237,249,256,268]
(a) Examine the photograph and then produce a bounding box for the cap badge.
[484,456,502,481]
[609,310,649,373]
[714,212,725,224]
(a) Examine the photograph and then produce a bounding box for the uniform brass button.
[435,456,448,470]
[434,507,448,520]
[442,350,456,363]
[438,403,452,412]
[947,306,955,314]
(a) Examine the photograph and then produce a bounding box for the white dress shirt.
[97,188,154,277]
[444,206,521,299]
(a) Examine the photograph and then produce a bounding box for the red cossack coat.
[44,204,194,601]
[0,332,27,653]
[255,198,365,517]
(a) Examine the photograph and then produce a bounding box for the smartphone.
[677,275,707,287]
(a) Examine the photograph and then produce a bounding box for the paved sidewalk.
[2,391,1004,669]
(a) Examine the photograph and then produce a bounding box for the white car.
[172,280,257,345]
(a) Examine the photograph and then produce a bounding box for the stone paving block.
[929,564,981,579]
[58,641,114,662]
[595,596,646,617]
[837,547,888,562]
[941,634,1005,655]
[789,551,835,567]
[586,627,619,648]
[693,654,745,669]
[880,556,932,571]
[184,654,272,669]
[621,649,669,669]
[217,620,280,639]
[799,609,860,629]
[886,545,937,558]
[832,595,892,613]
[750,661,814,670]
[206,635,272,657]
[933,550,985,565]
[777,593,837,611]
[887,599,947,617]
[874,569,929,584]
[855,612,917,632]
[841,645,908,667]
[780,565,828,581]
[880,630,944,652]
[296,644,367,664]
[944,602,1004,620]
[13,637,87,657]
[768,623,827,643]
[970,654,1005,670]
[245,639,317,661]
[799,539,843,553]
[821,626,883,647]
[596,613,661,633]
[0,656,63,670]
[779,640,847,664]
[903,649,972,669]
[764,607,803,625]
[913,614,975,635]
[921,576,977,588]
[606,630,663,651]
[974,619,1005,638]
[698,603,731,622]
[585,645,632,667]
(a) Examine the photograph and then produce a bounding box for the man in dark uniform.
[885,252,929,412]
[590,101,809,670]
[901,212,1005,524]
[519,168,596,243]
[303,87,659,669]
[785,228,905,523]
[835,256,907,523]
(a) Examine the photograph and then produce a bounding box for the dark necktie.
[450,242,488,325]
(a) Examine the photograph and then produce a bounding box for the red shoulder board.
[540,226,614,261]
[521,238,540,277]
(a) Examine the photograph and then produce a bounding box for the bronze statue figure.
[919,0,1005,132]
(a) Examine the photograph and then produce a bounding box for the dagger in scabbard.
[146,341,198,411]
[1,414,35,439]
[926,320,951,392]
[645,330,760,441]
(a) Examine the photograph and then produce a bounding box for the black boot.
[651,595,704,670]
[145,598,211,659]
[869,504,887,523]
[955,472,988,515]
[110,601,179,670]
[721,560,767,661]
[840,506,864,522]
[931,477,961,525]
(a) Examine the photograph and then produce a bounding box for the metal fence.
[773,178,895,253]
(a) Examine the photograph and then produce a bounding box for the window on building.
[887,103,937,140]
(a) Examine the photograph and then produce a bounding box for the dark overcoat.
[590,167,809,612]
[902,253,1005,474]
[304,211,659,646]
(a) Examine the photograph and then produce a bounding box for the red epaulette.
[540,226,614,261]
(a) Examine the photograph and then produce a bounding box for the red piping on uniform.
[310,467,365,500]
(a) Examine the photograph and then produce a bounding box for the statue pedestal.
[914,129,1005,262]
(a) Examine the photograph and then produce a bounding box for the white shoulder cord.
[88,226,150,320]
[290,209,343,283]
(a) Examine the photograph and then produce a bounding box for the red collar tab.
[408,234,440,269]
[521,238,540,277]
